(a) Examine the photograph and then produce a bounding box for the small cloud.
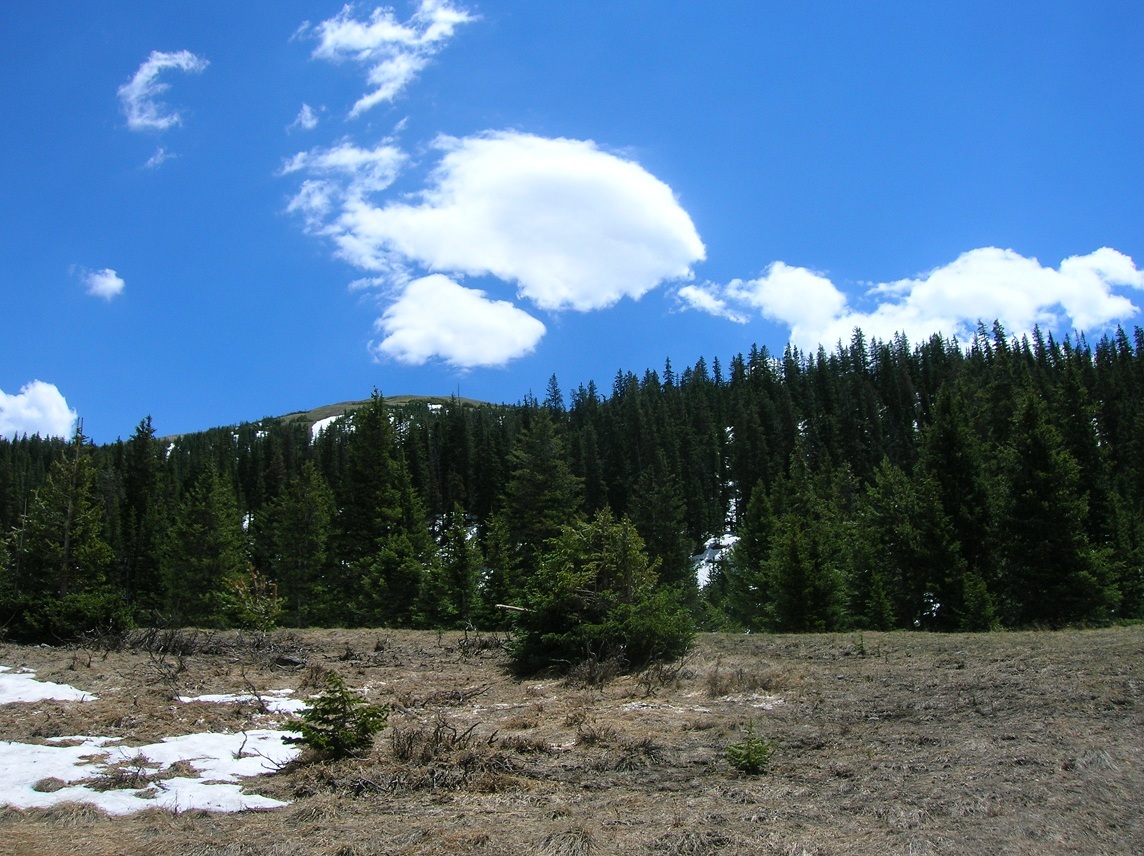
[676,284,748,324]
[143,147,174,169]
[684,248,1144,350]
[290,103,320,131]
[308,1,476,116]
[371,274,546,368]
[118,49,209,132]
[0,381,78,439]
[77,267,126,300]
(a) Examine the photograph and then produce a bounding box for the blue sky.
[2,2,1142,443]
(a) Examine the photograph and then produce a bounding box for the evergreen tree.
[997,392,1119,626]
[417,506,482,628]
[511,510,694,674]
[160,467,247,627]
[335,392,430,626]
[256,461,335,626]
[1,427,128,641]
[119,416,167,615]
[501,408,583,582]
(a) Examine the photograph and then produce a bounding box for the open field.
[0,626,1141,855]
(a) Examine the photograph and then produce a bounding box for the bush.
[286,672,389,759]
[509,510,694,675]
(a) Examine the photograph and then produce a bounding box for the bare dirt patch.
[0,626,1141,855]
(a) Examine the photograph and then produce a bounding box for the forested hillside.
[3,322,1143,642]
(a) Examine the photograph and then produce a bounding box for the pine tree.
[501,408,583,581]
[335,392,430,626]
[257,461,335,626]
[997,391,1119,626]
[511,510,693,674]
[1,426,128,641]
[160,467,248,627]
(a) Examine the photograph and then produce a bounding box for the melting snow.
[178,689,308,715]
[310,414,341,439]
[1,667,299,814]
[0,731,298,814]
[692,532,739,588]
[0,666,97,704]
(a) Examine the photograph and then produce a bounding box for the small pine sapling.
[725,721,775,774]
[286,672,389,759]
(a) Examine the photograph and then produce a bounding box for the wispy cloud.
[679,248,1144,350]
[0,381,78,439]
[372,274,546,367]
[306,1,476,116]
[118,50,209,132]
[77,267,126,300]
[143,147,174,169]
[290,103,320,132]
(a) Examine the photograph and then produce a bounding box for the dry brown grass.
[0,626,1141,855]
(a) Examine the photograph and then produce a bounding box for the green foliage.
[286,671,389,759]
[0,429,131,643]
[160,467,248,627]
[510,510,694,675]
[725,722,775,774]
[222,564,283,631]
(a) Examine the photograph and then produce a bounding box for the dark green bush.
[510,510,694,675]
[286,672,389,759]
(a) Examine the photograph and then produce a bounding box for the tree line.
[2,322,1143,647]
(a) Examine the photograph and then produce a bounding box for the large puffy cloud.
[307,1,475,116]
[0,381,78,439]
[372,274,546,367]
[118,50,208,132]
[680,248,1144,350]
[333,131,706,311]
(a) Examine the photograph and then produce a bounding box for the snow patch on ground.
[0,730,298,815]
[178,689,309,714]
[0,666,97,704]
[1,667,299,814]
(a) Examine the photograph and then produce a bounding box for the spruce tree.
[160,467,247,627]
[257,461,335,626]
[998,391,1119,626]
[1,426,128,641]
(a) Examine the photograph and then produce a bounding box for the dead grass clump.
[388,715,480,763]
[575,724,617,746]
[564,656,623,688]
[498,734,550,754]
[650,828,732,855]
[540,826,594,856]
[703,660,796,698]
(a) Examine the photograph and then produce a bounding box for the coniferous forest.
[2,323,1144,649]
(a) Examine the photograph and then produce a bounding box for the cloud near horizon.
[118,50,209,132]
[679,247,1144,351]
[372,274,546,367]
[0,381,78,439]
[307,1,476,116]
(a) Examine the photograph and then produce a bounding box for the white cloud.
[143,147,174,169]
[681,248,1144,351]
[310,1,475,116]
[79,267,126,300]
[291,103,319,131]
[331,131,706,310]
[372,274,546,367]
[118,50,209,132]
[0,381,78,439]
